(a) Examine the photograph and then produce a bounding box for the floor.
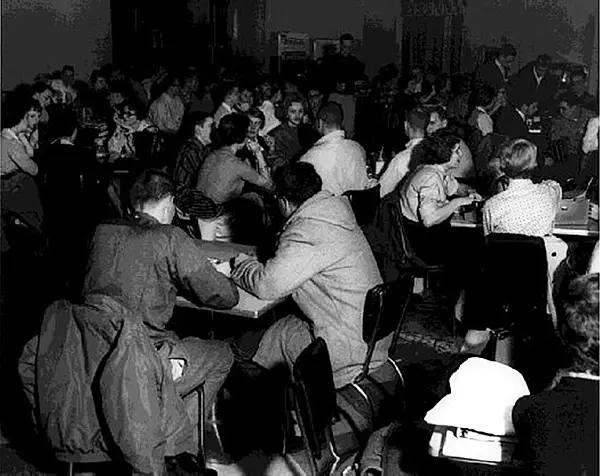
[0,294,459,475]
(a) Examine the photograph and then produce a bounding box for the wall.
[462,0,599,77]
[1,0,112,90]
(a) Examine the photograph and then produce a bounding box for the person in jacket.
[82,168,239,420]
[473,44,517,94]
[231,162,385,388]
[510,54,558,113]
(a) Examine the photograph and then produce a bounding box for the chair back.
[343,184,381,227]
[359,276,413,380]
[293,337,338,464]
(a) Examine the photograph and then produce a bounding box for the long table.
[451,216,599,239]
[175,241,286,319]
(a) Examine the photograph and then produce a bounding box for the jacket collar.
[315,129,345,146]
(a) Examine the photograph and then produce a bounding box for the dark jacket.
[82,214,239,344]
[511,63,559,112]
[268,122,316,172]
[34,295,195,474]
[474,59,508,93]
[495,105,531,140]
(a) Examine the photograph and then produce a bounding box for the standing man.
[473,44,517,94]
[300,101,369,195]
[511,54,558,113]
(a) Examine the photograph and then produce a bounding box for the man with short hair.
[570,71,596,112]
[474,44,517,93]
[378,106,429,197]
[82,169,239,418]
[214,84,240,127]
[495,89,536,140]
[299,101,369,195]
[231,162,385,388]
[511,54,559,113]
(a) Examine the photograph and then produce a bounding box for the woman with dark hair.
[482,138,561,237]
[236,107,270,173]
[107,100,157,159]
[512,273,599,476]
[196,114,273,241]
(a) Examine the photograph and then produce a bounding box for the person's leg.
[252,316,313,372]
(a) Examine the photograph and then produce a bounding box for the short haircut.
[535,54,552,67]
[273,162,322,205]
[340,33,354,43]
[4,98,42,128]
[180,111,212,140]
[216,113,249,146]
[557,90,582,107]
[561,273,599,375]
[317,101,344,128]
[283,92,307,113]
[473,85,497,108]
[418,129,461,165]
[498,44,517,58]
[246,107,266,128]
[223,82,240,99]
[129,168,175,210]
[405,106,431,133]
[497,138,537,178]
[62,64,75,73]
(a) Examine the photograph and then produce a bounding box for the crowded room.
[1,0,598,474]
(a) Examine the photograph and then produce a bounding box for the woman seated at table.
[107,100,158,160]
[236,107,271,174]
[482,138,561,237]
[196,113,273,242]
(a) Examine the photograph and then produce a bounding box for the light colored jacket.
[233,191,386,387]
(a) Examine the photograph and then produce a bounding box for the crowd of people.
[1,32,599,475]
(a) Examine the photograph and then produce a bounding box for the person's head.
[165,74,181,96]
[246,108,265,139]
[404,106,430,139]
[497,138,537,179]
[419,129,463,171]
[473,84,497,109]
[534,54,552,78]
[129,168,176,224]
[425,105,448,135]
[91,69,108,92]
[31,82,55,108]
[5,98,42,133]
[239,86,255,112]
[216,113,249,149]
[222,83,240,106]
[109,80,130,106]
[283,93,307,127]
[557,90,582,120]
[316,101,343,135]
[425,66,440,85]
[61,65,75,86]
[307,86,324,111]
[496,44,517,70]
[560,273,599,376]
[257,80,274,103]
[339,33,355,57]
[273,162,322,218]
[570,71,588,96]
[181,73,199,94]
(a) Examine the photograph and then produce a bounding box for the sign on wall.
[277,32,310,60]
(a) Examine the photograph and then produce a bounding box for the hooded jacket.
[233,191,385,387]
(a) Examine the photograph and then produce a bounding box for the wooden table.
[176,241,286,319]
[451,216,599,239]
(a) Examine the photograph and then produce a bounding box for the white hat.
[424,357,530,436]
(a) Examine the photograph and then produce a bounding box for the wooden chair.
[343,184,381,228]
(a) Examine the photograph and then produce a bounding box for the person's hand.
[455,195,477,208]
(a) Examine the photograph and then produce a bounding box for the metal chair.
[291,337,342,476]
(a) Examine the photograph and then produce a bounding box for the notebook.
[555,198,590,226]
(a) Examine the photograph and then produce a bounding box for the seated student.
[468,85,498,138]
[1,98,44,232]
[231,162,386,388]
[236,107,271,174]
[196,113,273,241]
[483,139,561,237]
[149,74,185,135]
[107,100,157,159]
[81,169,239,420]
[496,89,537,141]
[512,273,599,476]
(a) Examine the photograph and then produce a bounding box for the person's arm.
[420,195,477,227]
[7,140,38,176]
[482,202,493,236]
[231,223,329,301]
[171,228,239,309]
[237,158,274,191]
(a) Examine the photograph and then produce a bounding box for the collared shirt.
[149,92,184,133]
[379,138,424,197]
[483,179,562,237]
[533,67,544,86]
[473,107,494,136]
[495,59,506,81]
[400,164,459,224]
[299,130,368,195]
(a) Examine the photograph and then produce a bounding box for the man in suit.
[495,89,536,141]
[511,54,559,113]
[474,44,517,94]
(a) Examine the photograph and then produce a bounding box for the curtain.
[401,0,465,76]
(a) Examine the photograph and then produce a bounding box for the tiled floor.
[0,299,458,475]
